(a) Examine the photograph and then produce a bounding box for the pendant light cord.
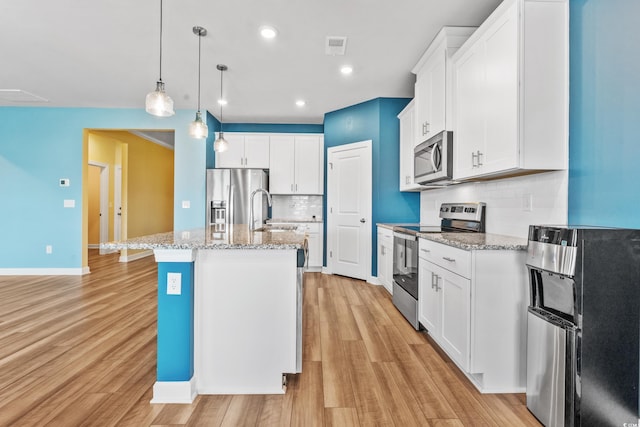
[197,31,201,112]
[219,68,223,124]
[159,0,163,82]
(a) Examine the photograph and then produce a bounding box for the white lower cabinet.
[377,226,394,294]
[269,222,323,271]
[418,238,528,393]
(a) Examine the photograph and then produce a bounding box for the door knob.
[360,218,366,223]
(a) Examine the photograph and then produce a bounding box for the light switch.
[167,272,182,295]
[182,200,191,209]
[63,199,75,208]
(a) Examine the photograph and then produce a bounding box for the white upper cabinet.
[412,27,476,147]
[451,0,569,180]
[398,101,423,192]
[269,134,324,195]
[215,133,270,169]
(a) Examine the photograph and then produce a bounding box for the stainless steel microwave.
[414,130,454,185]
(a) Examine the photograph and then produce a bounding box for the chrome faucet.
[249,188,272,231]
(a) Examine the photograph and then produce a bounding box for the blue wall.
[568,0,640,227]
[323,98,420,276]
[0,107,207,269]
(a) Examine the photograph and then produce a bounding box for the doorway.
[326,140,372,281]
[88,162,110,254]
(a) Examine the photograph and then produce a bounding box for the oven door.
[392,232,418,299]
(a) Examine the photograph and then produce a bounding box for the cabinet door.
[452,43,485,180]
[307,232,322,268]
[294,135,323,195]
[377,231,387,287]
[215,133,246,168]
[438,266,471,371]
[383,240,393,294]
[244,134,270,169]
[268,135,295,194]
[418,260,440,335]
[427,51,447,137]
[398,102,422,192]
[413,74,430,146]
[481,4,518,175]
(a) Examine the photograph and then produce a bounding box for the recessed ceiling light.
[218,99,227,106]
[259,26,277,39]
[340,66,353,75]
[296,100,306,107]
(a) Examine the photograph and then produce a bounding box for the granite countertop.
[377,223,420,230]
[267,218,323,223]
[418,232,528,251]
[100,224,307,251]
[377,223,527,251]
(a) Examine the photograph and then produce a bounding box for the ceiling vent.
[0,89,49,103]
[325,36,347,55]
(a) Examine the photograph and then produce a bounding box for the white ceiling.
[0,0,501,124]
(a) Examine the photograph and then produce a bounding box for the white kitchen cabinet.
[412,27,476,147]
[418,241,471,370]
[269,221,323,271]
[215,133,270,169]
[418,237,528,393]
[304,222,323,271]
[451,0,568,180]
[376,226,394,294]
[398,101,423,192]
[269,134,324,195]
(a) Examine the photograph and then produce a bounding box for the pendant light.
[188,26,208,139]
[145,0,175,117]
[213,64,229,152]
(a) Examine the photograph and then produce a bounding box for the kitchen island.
[102,224,307,403]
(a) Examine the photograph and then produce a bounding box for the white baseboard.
[304,266,322,273]
[0,267,90,276]
[150,377,197,404]
[321,266,331,275]
[119,250,153,263]
[367,275,381,286]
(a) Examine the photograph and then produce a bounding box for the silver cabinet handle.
[295,184,298,192]
[442,257,456,262]
[471,151,477,168]
[476,151,483,167]
[420,248,430,253]
[431,272,437,289]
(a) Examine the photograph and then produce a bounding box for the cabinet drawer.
[419,238,471,278]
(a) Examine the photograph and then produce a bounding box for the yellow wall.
[88,165,101,244]
[88,130,174,241]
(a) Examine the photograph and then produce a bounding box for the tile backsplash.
[271,195,324,221]
[420,170,568,238]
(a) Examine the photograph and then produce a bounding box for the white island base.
[194,249,298,394]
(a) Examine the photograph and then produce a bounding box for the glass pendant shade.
[214,132,229,152]
[189,111,208,139]
[146,81,175,117]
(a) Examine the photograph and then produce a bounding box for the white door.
[327,141,372,281]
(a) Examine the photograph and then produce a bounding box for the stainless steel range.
[392,202,486,329]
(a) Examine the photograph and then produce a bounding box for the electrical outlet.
[167,272,182,295]
[63,199,75,208]
[46,245,52,254]
[523,194,533,212]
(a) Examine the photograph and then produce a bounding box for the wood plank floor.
[0,250,541,426]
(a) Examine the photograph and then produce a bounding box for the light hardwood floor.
[0,250,540,426]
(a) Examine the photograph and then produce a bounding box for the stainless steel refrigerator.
[206,169,269,228]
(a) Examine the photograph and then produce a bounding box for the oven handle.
[393,231,417,241]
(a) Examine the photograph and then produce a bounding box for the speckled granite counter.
[417,232,527,251]
[376,223,420,231]
[100,224,306,251]
[267,218,323,223]
[377,223,527,251]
